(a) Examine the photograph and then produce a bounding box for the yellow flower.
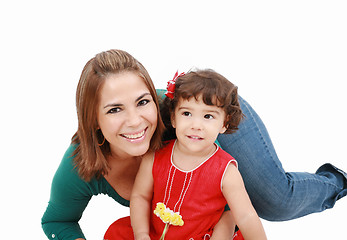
[161,211,172,222]
[170,213,184,226]
[153,202,184,226]
[154,202,166,216]
[156,202,166,211]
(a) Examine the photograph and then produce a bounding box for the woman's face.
[97,71,158,159]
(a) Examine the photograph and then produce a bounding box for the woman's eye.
[107,107,121,114]
[138,99,150,106]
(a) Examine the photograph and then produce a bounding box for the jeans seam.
[241,98,342,191]
[240,97,287,182]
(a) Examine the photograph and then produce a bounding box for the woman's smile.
[121,127,148,142]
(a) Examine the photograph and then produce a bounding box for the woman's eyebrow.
[104,103,122,109]
[103,92,152,109]
[135,92,151,102]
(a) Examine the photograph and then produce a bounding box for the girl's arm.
[222,164,267,240]
[210,210,236,240]
[130,152,155,240]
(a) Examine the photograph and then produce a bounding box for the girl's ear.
[220,115,229,134]
[219,126,227,134]
[170,113,176,128]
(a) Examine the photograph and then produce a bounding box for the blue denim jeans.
[217,96,347,221]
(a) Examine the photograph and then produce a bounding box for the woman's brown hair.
[72,49,165,181]
[161,69,243,136]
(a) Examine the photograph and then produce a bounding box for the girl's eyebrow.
[177,106,191,111]
[178,106,222,115]
[205,108,223,114]
[208,110,222,115]
[103,92,151,109]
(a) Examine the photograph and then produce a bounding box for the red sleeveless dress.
[104,140,243,240]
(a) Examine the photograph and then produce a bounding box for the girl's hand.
[134,232,151,240]
[210,210,235,240]
[222,165,267,240]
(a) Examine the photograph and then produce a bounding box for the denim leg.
[217,96,347,221]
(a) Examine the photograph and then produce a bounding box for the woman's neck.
[104,154,142,200]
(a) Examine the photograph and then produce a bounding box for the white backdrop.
[1,0,346,239]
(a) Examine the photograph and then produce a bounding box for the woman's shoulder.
[56,144,79,176]
[156,89,166,103]
[156,88,166,96]
[53,144,125,198]
[51,144,92,197]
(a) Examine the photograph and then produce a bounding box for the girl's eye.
[204,114,214,119]
[138,99,150,106]
[182,111,191,117]
[107,107,121,114]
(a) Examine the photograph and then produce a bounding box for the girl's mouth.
[187,135,203,140]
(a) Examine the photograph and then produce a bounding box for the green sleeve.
[42,145,91,240]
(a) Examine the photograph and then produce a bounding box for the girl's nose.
[191,117,203,130]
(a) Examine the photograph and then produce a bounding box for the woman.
[41,49,346,240]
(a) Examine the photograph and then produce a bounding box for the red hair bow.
[165,71,185,99]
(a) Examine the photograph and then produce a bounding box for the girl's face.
[171,95,227,157]
[97,71,158,159]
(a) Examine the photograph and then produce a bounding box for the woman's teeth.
[122,129,145,139]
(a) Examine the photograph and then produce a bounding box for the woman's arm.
[42,177,90,240]
[222,164,267,240]
[130,152,155,240]
[41,145,91,240]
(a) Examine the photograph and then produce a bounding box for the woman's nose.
[126,108,141,127]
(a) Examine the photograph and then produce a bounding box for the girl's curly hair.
[161,69,243,139]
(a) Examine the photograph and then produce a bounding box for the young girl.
[104,70,266,240]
